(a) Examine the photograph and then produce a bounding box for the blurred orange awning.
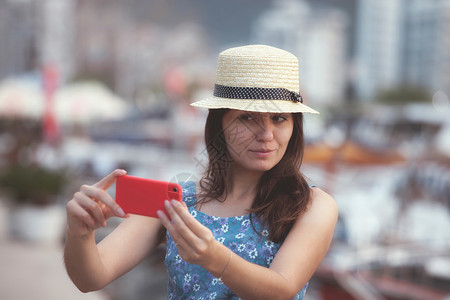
[304,140,405,165]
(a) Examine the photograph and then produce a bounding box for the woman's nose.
[255,117,274,142]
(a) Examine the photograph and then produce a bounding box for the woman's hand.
[66,169,128,238]
[157,200,225,272]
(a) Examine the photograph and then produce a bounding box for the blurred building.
[38,0,76,84]
[0,0,37,80]
[354,0,450,100]
[0,0,75,84]
[251,0,349,106]
[74,0,214,104]
[402,0,450,98]
[0,0,214,103]
[354,0,403,101]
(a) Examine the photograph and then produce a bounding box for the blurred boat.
[313,242,450,300]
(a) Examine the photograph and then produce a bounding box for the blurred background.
[0,0,449,299]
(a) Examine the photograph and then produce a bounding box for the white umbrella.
[0,80,45,119]
[54,81,130,124]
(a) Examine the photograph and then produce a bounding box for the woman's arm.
[64,170,163,292]
[65,215,163,292]
[159,187,337,299]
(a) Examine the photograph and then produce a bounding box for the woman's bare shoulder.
[302,187,338,223]
[310,187,335,204]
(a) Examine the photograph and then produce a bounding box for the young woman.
[64,45,338,299]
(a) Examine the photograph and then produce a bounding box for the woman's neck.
[195,165,264,217]
[224,165,263,205]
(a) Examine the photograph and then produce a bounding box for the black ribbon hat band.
[213,84,303,103]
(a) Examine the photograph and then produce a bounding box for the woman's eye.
[272,115,287,122]
[240,114,254,121]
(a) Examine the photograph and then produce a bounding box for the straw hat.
[191,45,319,114]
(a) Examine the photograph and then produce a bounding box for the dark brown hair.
[198,108,311,243]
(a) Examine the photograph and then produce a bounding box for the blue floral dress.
[164,181,308,299]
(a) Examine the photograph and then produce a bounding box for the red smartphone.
[115,175,183,218]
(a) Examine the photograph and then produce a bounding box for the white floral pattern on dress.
[165,181,308,299]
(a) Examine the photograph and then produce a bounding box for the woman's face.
[222,110,294,173]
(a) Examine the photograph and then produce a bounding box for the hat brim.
[190,96,320,114]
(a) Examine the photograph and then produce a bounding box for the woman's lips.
[249,149,274,158]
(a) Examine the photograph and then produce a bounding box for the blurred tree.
[0,119,68,206]
[0,119,41,166]
[0,163,68,206]
[375,85,431,105]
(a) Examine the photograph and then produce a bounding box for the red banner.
[42,64,60,144]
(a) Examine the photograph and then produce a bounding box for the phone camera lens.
[173,187,178,192]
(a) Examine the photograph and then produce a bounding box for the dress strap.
[180,181,197,206]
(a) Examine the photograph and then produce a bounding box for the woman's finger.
[67,200,96,229]
[157,209,190,250]
[80,184,126,218]
[165,200,218,256]
[73,191,107,227]
[93,169,127,190]
[159,201,219,266]
[170,200,212,238]
[164,200,199,246]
